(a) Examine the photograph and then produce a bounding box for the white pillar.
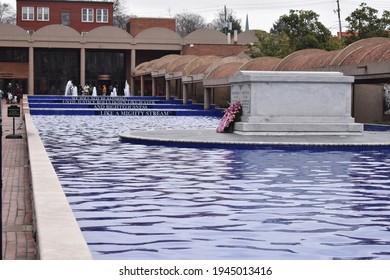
[130,49,136,96]
[80,48,85,86]
[204,87,210,110]
[182,83,188,104]
[28,47,34,95]
[152,77,156,96]
[165,80,170,101]
[233,30,238,44]
[140,75,144,96]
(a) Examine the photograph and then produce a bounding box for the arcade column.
[130,49,136,96]
[80,48,86,87]
[152,78,156,97]
[204,87,211,110]
[182,83,188,104]
[140,76,144,96]
[165,80,170,101]
[28,47,34,95]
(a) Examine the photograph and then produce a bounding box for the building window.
[61,12,70,26]
[0,47,28,62]
[37,7,49,21]
[82,8,94,22]
[22,7,34,21]
[96,9,108,23]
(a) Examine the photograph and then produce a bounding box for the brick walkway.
[1,98,36,260]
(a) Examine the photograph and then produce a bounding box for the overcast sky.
[3,0,389,34]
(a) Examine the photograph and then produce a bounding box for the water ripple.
[32,115,390,260]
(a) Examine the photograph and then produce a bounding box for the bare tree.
[112,0,133,29]
[0,2,16,24]
[175,12,206,37]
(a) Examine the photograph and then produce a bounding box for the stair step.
[27,95,222,117]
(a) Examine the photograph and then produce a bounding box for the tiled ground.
[1,98,36,260]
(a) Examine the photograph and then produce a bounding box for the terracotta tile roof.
[341,42,390,65]
[166,55,198,73]
[240,56,282,71]
[205,62,246,80]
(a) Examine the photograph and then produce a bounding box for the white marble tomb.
[229,71,363,135]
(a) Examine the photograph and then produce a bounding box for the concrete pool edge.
[119,128,390,148]
[24,112,93,260]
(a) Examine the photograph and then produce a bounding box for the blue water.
[32,115,390,260]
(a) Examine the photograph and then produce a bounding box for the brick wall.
[0,62,29,79]
[16,0,113,33]
[127,18,176,37]
[353,84,384,123]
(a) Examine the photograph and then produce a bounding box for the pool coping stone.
[119,128,390,147]
[24,112,93,260]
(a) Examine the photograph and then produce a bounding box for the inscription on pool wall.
[229,71,363,135]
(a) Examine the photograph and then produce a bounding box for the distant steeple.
[245,14,249,31]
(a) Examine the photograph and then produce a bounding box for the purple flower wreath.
[216,101,242,133]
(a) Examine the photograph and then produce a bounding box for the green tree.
[271,9,332,52]
[175,12,206,37]
[325,36,346,51]
[345,2,390,43]
[210,7,242,34]
[246,30,292,58]
[0,2,16,24]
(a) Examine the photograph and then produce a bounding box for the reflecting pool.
[32,115,390,260]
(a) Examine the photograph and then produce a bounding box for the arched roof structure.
[274,49,329,71]
[87,26,133,44]
[237,30,258,44]
[337,40,390,65]
[166,55,198,74]
[203,59,249,87]
[0,23,28,47]
[331,37,390,66]
[34,24,80,42]
[181,56,222,83]
[32,25,83,48]
[205,62,246,80]
[0,23,28,38]
[239,56,282,71]
[206,56,250,75]
[151,54,181,77]
[183,29,227,44]
[278,50,341,71]
[133,36,390,90]
[182,56,222,76]
[135,27,182,45]
[132,59,157,76]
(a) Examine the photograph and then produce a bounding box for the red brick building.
[126,18,176,37]
[2,0,256,100]
[16,0,113,33]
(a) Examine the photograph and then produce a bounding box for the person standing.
[15,83,22,103]
[6,83,13,103]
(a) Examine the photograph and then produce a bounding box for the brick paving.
[1,98,36,260]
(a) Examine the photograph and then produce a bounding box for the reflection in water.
[33,116,390,260]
